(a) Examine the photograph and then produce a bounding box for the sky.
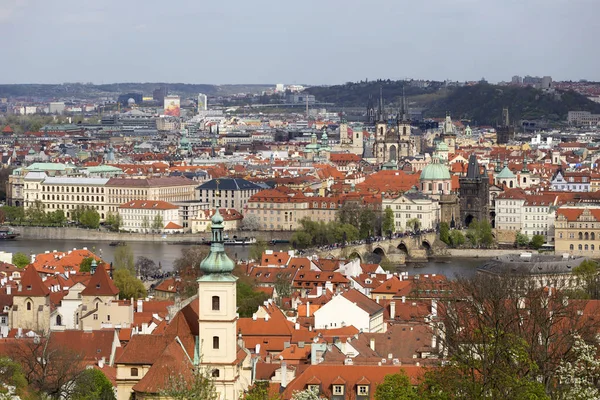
[1,0,599,85]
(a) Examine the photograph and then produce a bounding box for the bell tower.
[198,209,241,399]
[374,87,388,164]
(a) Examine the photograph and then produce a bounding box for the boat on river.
[0,227,19,240]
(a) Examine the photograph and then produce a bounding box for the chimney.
[376,296,380,304]
[295,323,300,330]
[17,328,22,338]
[255,344,261,354]
[432,334,437,349]
[316,286,323,297]
[6,286,11,295]
[402,296,406,304]
[431,299,437,317]
[281,362,288,388]
[265,314,270,322]
[137,299,143,313]
[252,313,257,321]
[390,301,396,319]
[369,338,375,351]
[30,254,36,263]
[306,301,310,317]
[98,357,105,368]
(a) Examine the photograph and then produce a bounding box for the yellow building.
[555,206,600,257]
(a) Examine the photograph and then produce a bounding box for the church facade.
[368,91,416,164]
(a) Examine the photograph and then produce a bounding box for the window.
[212,369,220,378]
[56,315,62,326]
[93,314,98,320]
[213,336,220,349]
[308,385,320,393]
[212,296,220,311]
[26,301,32,311]
[131,368,139,377]
[358,385,369,395]
[333,385,344,395]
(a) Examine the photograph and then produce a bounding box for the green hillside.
[424,83,600,125]
[305,80,443,107]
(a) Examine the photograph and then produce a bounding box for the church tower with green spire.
[197,209,242,399]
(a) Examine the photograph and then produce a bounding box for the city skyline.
[1,0,599,85]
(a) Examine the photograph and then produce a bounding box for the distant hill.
[0,83,273,99]
[304,80,443,107]
[424,83,600,125]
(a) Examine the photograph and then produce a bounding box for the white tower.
[198,210,243,399]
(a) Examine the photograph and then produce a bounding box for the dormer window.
[358,385,369,395]
[333,385,344,395]
[308,385,320,393]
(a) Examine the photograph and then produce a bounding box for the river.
[0,239,487,277]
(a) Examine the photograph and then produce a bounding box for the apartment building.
[551,170,590,192]
[105,176,197,213]
[23,173,109,219]
[119,200,181,233]
[382,192,440,232]
[196,178,261,213]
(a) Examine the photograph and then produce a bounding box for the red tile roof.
[14,265,49,297]
[80,264,119,297]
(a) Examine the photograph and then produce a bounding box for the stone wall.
[495,229,517,245]
[9,226,295,243]
[446,249,526,258]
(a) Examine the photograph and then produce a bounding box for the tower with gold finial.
[197,205,242,399]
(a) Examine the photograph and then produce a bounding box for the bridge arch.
[422,240,433,255]
[348,251,362,261]
[397,242,409,255]
[373,247,386,258]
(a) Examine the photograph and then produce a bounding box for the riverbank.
[7,226,295,243]
[445,248,527,258]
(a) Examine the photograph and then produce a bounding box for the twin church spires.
[366,86,410,125]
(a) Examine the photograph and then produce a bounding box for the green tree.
[406,218,421,234]
[249,239,268,261]
[152,213,164,231]
[105,211,122,232]
[290,387,321,400]
[0,356,28,398]
[237,281,269,318]
[439,222,450,245]
[25,200,47,225]
[530,234,545,249]
[449,230,465,247]
[114,244,135,274]
[480,220,494,248]
[331,222,359,244]
[243,381,282,400]
[290,230,313,249]
[1,205,25,223]
[375,372,418,400]
[572,259,599,299]
[337,202,361,226]
[515,231,529,247]
[12,252,30,268]
[141,215,150,232]
[113,269,147,300]
[79,257,95,273]
[70,368,116,400]
[382,207,395,236]
[47,209,66,225]
[359,208,375,239]
[79,208,100,229]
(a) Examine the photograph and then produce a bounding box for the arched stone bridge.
[315,232,445,264]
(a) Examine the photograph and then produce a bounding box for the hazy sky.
[1,0,599,85]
